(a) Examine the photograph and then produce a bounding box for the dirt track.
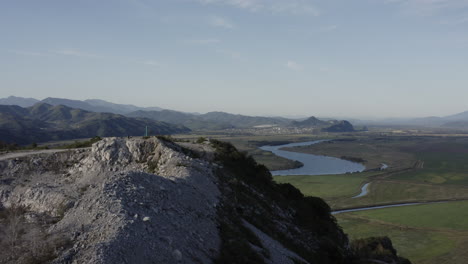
[0,149,71,161]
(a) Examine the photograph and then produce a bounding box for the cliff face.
[0,137,409,264]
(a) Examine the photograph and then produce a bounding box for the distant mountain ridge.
[126,110,291,130]
[199,111,291,127]
[128,110,355,132]
[41,97,164,115]
[444,111,468,121]
[1,96,355,132]
[0,96,39,107]
[0,103,189,145]
[126,110,234,130]
[84,99,162,114]
[0,96,163,115]
[3,96,468,129]
[405,112,468,128]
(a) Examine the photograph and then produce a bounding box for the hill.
[127,110,291,130]
[444,111,468,121]
[322,120,355,132]
[0,96,39,107]
[289,116,355,132]
[354,110,468,128]
[127,110,233,130]
[290,116,329,127]
[442,121,468,129]
[41,97,164,115]
[0,103,189,145]
[0,137,411,263]
[201,111,291,127]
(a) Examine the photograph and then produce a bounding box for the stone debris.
[0,137,220,264]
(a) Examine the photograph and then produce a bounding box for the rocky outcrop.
[0,138,219,263]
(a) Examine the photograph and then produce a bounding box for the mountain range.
[0,96,163,115]
[0,96,356,133]
[0,96,39,108]
[363,113,468,129]
[3,96,468,130]
[126,110,293,130]
[0,103,189,145]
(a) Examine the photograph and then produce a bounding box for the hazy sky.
[1,0,468,118]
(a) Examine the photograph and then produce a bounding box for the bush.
[350,236,412,263]
[0,141,20,151]
[155,135,174,142]
[196,137,207,144]
[60,136,102,149]
[0,205,72,264]
[210,139,273,186]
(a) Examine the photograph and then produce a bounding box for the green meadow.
[337,201,468,264]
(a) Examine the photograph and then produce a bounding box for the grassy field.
[337,201,468,264]
[275,173,468,209]
[273,173,368,199]
[341,201,468,230]
[332,180,468,209]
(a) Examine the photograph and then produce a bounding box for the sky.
[1,0,468,118]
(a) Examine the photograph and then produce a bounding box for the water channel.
[260,140,365,176]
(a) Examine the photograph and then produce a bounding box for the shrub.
[196,137,207,144]
[0,205,72,263]
[147,159,159,173]
[60,136,102,149]
[156,135,174,142]
[350,236,412,263]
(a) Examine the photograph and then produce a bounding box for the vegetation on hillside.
[0,103,190,145]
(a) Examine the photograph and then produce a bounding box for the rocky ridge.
[0,137,219,263]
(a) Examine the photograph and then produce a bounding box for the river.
[260,140,365,176]
[260,140,455,214]
[352,183,370,199]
